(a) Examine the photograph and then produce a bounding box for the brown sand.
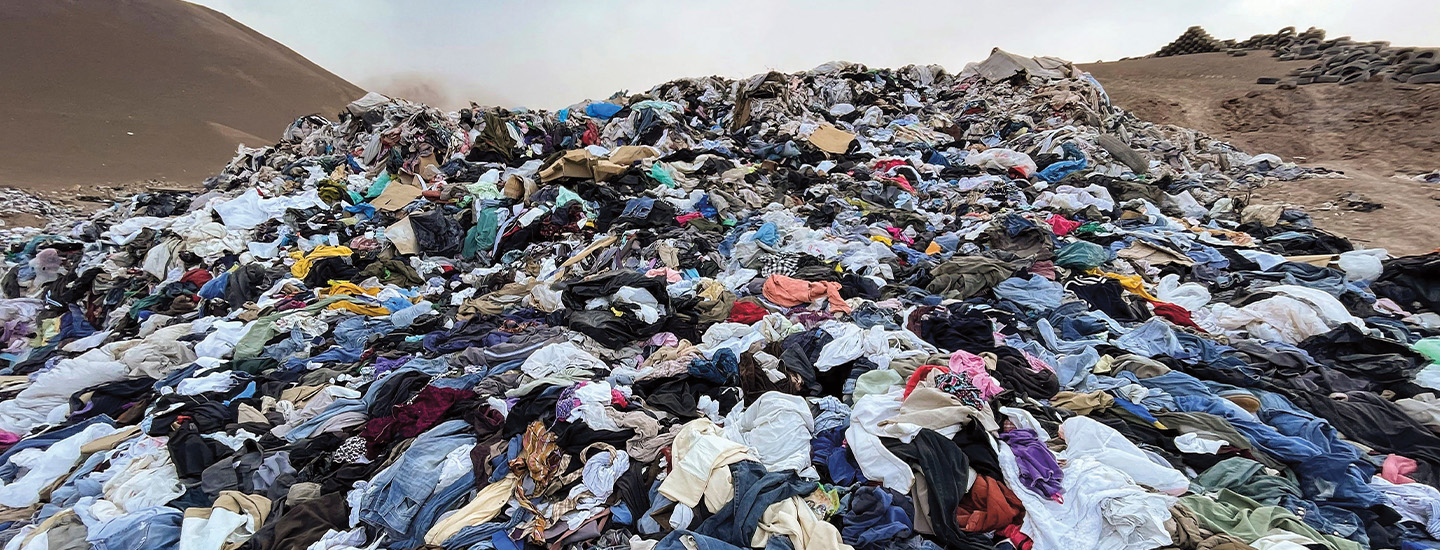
[1081,53,1440,254]
[0,0,365,192]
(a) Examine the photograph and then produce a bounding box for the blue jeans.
[87,506,183,550]
[359,419,476,539]
[389,471,477,550]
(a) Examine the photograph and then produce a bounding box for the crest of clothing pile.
[3,49,1440,550]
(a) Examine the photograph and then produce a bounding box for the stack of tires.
[1227,27,1440,86]
[1154,26,1225,57]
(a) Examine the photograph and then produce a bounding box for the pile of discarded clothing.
[1,49,1438,550]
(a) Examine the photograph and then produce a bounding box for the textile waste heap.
[1,49,1439,550]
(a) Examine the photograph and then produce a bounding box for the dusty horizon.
[191,0,1440,109]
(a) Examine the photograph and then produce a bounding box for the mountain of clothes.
[0,49,1439,550]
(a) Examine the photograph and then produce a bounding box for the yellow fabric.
[1092,270,1161,302]
[658,418,750,509]
[322,281,379,297]
[925,241,942,255]
[288,245,353,278]
[31,317,60,348]
[753,496,855,550]
[425,476,520,545]
[327,301,389,316]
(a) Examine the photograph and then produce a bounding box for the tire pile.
[1153,26,1226,57]
[1280,42,1440,86]
[1150,25,1440,87]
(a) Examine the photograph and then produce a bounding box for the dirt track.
[1082,53,1440,255]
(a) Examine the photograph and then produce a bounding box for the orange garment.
[761,275,852,314]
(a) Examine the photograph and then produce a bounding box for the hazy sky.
[193,0,1440,109]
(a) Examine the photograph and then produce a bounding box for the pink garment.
[1046,215,1082,236]
[1029,260,1057,280]
[1023,351,1056,373]
[761,275,852,314]
[645,268,683,283]
[874,298,904,310]
[948,350,1005,399]
[885,227,915,245]
[647,332,680,347]
[0,430,18,447]
[1382,454,1418,484]
[676,212,705,225]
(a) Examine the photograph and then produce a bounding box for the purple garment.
[997,429,1064,500]
[373,355,413,377]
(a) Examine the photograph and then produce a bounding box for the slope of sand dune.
[0,0,365,191]
[1081,53,1440,255]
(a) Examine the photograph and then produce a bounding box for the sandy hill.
[0,0,364,191]
[1081,53,1440,254]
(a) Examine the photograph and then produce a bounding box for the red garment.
[361,386,475,458]
[581,122,600,146]
[761,275,852,314]
[727,301,768,324]
[1046,215,1082,236]
[1151,302,1204,331]
[956,475,1026,532]
[180,268,213,288]
[675,212,704,225]
[886,175,916,194]
[873,159,909,173]
[903,363,948,399]
[998,524,1033,550]
[1383,454,1418,484]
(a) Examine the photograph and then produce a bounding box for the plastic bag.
[1337,249,1386,282]
[964,148,1038,176]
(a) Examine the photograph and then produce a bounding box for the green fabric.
[1153,411,1285,470]
[227,357,279,375]
[1179,490,1360,550]
[127,294,168,320]
[554,187,595,219]
[925,256,1014,299]
[467,181,502,201]
[854,369,903,401]
[462,207,500,259]
[1055,240,1108,270]
[317,179,352,205]
[1414,337,1440,363]
[232,297,348,360]
[364,172,392,199]
[478,111,517,161]
[1190,457,1300,504]
[357,259,423,286]
[687,219,723,232]
[649,163,676,187]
